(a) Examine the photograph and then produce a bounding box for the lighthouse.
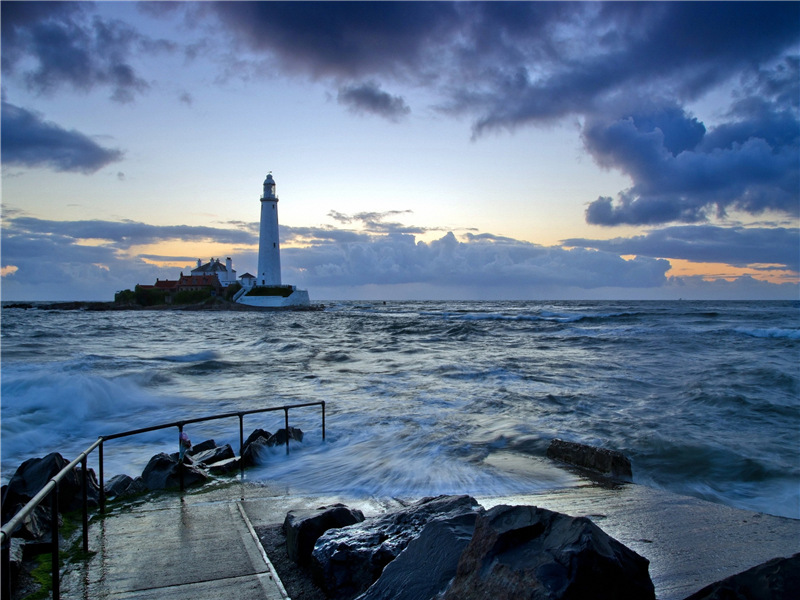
[236,172,310,307]
[257,172,281,286]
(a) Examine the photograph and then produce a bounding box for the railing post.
[322,401,326,442]
[239,413,245,477]
[51,483,60,600]
[284,407,290,455]
[99,439,105,514]
[81,455,89,554]
[178,424,185,493]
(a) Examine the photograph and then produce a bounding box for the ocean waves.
[2,300,798,519]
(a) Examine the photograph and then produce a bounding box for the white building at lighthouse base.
[235,284,310,308]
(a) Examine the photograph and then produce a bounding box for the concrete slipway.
[59,465,799,600]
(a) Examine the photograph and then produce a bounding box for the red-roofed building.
[154,278,179,291]
[178,273,222,294]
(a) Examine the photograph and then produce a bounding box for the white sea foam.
[734,327,800,339]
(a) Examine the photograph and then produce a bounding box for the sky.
[1,1,798,301]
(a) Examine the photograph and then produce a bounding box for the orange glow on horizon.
[667,259,799,284]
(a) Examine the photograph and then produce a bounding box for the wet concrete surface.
[59,477,799,600]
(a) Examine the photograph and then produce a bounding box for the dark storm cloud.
[1,102,123,173]
[563,225,800,272]
[207,1,460,79]
[583,61,800,225]
[1,0,169,102]
[338,82,410,122]
[466,2,800,132]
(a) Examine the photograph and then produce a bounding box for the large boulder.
[311,495,480,599]
[241,436,271,467]
[241,427,304,467]
[140,452,209,491]
[1,503,55,541]
[2,453,82,518]
[547,439,632,480]
[357,511,479,600]
[683,553,800,600]
[188,439,217,454]
[104,474,146,499]
[442,504,655,600]
[190,444,235,466]
[242,429,272,452]
[283,504,365,565]
[269,426,304,447]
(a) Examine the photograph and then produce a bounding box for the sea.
[2,300,798,519]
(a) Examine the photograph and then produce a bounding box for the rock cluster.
[278,495,655,600]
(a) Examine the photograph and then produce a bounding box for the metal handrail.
[1,400,325,600]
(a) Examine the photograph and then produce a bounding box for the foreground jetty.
[4,437,798,599]
[40,471,798,600]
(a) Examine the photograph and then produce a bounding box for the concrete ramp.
[61,493,288,600]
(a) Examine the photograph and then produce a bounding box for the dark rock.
[442,504,655,600]
[2,453,82,518]
[241,436,271,467]
[547,438,633,480]
[104,474,145,499]
[190,444,235,466]
[311,495,480,599]
[75,465,101,507]
[683,553,800,600]
[284,504,365,565]
[140,452,209,491]
[269,427,304,447]
[188,439,217,454]
[358,511,479,600]
[168,451,197,465]
[104,474,135,498]
[243,429,272,452]
[207,457,241,475]
[2,503,55,541]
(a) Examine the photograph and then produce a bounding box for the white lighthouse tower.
[236,172,310,308]
[257,172,281,286]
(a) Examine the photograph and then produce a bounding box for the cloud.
[207,1,461,79]
[0,215,259,300]
[1,101,124,173]
[463,3,800,133]
[0,1,160,103]
[283,230,670,290]
[326,210,427,235]
[582,73,799,225]
[2,212,795,301]
[338,81,410,121]
[5,216,257,250]
[563,225,800,272]
[200,2,799,226]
